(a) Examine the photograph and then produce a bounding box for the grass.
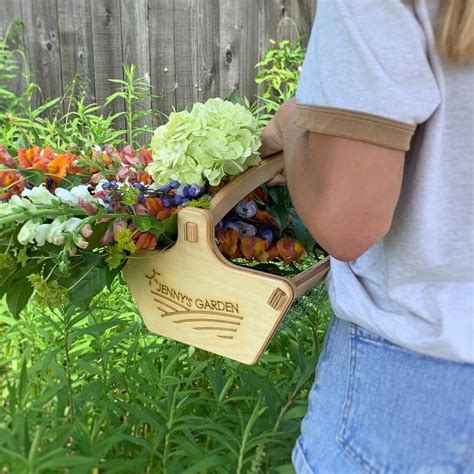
[0,282,331,473]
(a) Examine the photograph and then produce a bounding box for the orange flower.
[276,238,305,264]
[136,171,153,185]
[145,197,164,217]
[17,146,55,171]
[241,236,269,261]
[218,228,241,259]
[255,209,277,226]
[48,152,76,179]
[156,208,172,220]
[135,232,157,250]
[102,152,111,167]
[0,170,24,199]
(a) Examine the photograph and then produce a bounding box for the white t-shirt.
[295,0,474,363]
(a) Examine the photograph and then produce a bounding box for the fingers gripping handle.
[209,153,284,223]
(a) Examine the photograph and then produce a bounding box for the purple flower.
[238,222,257,237]
[176,184,191,198]
[260,228,273,243]
[158,183,172,193]
[173,194,184,205]
[133,183,146,192]
[224,220,240,233]
[188,184,203,198]
[236,200,257,219]
[170,180,180,189]
[162,197,172,208]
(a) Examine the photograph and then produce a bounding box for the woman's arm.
[261,99,405,262]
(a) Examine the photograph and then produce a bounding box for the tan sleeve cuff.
[295,104,416,151]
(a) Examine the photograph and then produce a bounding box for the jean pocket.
[336,324,473,474]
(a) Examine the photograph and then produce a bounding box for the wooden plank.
[218,0,240,98]
[57,0,95,102]
[173,0,195,110]
[195,0,219,103]
[277,0,316,46]
[20,0,63,107]
[120,0,152,141]
[90,0,124,124]
[239,0,260,102]
[256,0,281,100]
[0,0,25,98]
[148,0,176,120]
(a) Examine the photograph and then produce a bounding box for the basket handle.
[208,152,330,295]
[209,153,284,223]
[291,257,330,298]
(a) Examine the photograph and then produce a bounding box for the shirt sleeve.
[295,0,441,151]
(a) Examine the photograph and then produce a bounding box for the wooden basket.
[124,153,329,364]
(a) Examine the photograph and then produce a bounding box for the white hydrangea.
[147,98,261,186]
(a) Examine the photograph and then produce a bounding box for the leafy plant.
[0,30,158,153]
[0,285,331,473]
[255,39,305,113]
[0,30,332,474]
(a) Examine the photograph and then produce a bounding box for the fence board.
[239,0,260,102]
[0,0,25,98]
[57,0,95,102]
[218,0,240,98]
[90,0,124,123]
[196,0,219,103]
[20,0,62,107]
[149,0,176,121]
[3,0,315,118]
[277,0,316,45]
[173,0,195,109]
[120,0,152,136]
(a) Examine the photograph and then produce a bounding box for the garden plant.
[0,29,331,474]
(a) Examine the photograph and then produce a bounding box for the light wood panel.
[125,155,329,364]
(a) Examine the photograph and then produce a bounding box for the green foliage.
[255,39,305,113]
[0,68,156,154]
[0,25,158,153]
[0,284,332,473]
[0,30,332,473]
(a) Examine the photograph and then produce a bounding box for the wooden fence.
[1,0,315,118]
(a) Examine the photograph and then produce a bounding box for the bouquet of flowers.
[0,98,319,316]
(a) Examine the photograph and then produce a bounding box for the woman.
[261,0,474,472]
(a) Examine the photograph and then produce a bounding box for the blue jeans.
[292,317,474,473]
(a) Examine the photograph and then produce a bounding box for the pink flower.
[90,172,105,184]
[101,227,114,246]
[81,224,93,239]
[76,239,89,250]
[120,146,137,166]
[135,204,148,215]
[113,220,127,237]
[78,198,98,215]
[0,145,15,167]
[138,145,153,166]
[116,166,133,180]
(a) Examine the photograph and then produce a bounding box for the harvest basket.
[124,154,329,364]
